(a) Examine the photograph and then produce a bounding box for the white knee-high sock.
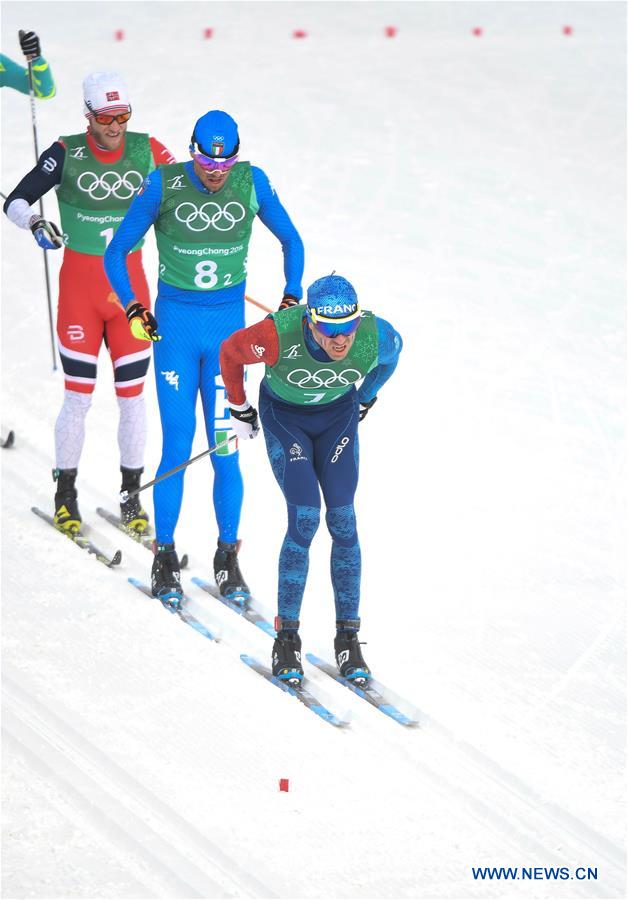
[117,394,147,470]
[54,390,93,469]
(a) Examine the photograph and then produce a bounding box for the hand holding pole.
[20,30,57,371]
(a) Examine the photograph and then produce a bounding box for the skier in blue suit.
[105,110,304,603]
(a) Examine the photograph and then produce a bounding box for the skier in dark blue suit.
[105,110,304,603]
[220,274,403,684]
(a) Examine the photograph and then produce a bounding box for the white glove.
[229,401,260,440]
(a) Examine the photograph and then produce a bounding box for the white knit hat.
[83,71,130,117]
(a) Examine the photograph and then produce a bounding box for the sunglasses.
[190,147,239,172]
[92,110,132,126]
[309,307,362,338]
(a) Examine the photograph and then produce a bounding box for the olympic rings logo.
[77,170,143,200]
[174,201,246,232]
[286,368,362,388]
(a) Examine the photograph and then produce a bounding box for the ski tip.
[381,707,419,727]
[313,707,350,728]
[109,550,123,567]
[183,617,218,641]
[180,553,189,569]
[1,430,15,449]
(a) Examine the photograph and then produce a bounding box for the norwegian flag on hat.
[83,72,130,116]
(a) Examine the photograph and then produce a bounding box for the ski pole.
[21,31,57,372]
[245,294,272,314]
[119,434,238,502]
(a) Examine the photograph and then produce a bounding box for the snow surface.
[1,1,625,897]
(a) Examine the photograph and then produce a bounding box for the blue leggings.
[259,385,361,626]
[152,297,244,545]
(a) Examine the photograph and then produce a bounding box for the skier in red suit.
[4,71,175,533]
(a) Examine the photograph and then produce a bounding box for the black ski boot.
[213,539,250,602]
[151,542,182,606]
[272,619,304,684]
[53,467,81,534]
[335,620,371,686]
[120,466,149,533]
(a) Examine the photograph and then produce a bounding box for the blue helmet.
[190,110,239,159]
[305,275,361,336]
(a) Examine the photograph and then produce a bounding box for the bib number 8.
[194,260,218,289]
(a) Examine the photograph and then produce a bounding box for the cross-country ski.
[96,507,189,568]
[306,653,419,728]
[240,654,349,728]
[31,506,122,567]
[127,576,220,642]
[191,576,275,637]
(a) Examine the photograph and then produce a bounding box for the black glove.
[126,301,161,342]
[359,396,378,421]
[19,30,41,58]
[278,294,300,310]
[230,404,260,440]
[29,217,63,250]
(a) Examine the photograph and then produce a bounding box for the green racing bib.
[154,161,259,291]
[265,306,379,405]
[56,131,152,255]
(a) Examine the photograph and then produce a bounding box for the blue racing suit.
[105,161,304,545]
[259,317,402,625]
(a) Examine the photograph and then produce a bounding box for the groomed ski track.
[2,430,624,897]
[3,672,280,899]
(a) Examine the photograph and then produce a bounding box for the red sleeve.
[149,137,176,166]
[220,319,280,406]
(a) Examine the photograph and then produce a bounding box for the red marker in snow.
[204,27,214,39]
[563,25,573,35]
[293,29,307,39]
[472,27,483,37]
[279,778,290,792]
[114,29,124,41]
[385,26,398,38]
